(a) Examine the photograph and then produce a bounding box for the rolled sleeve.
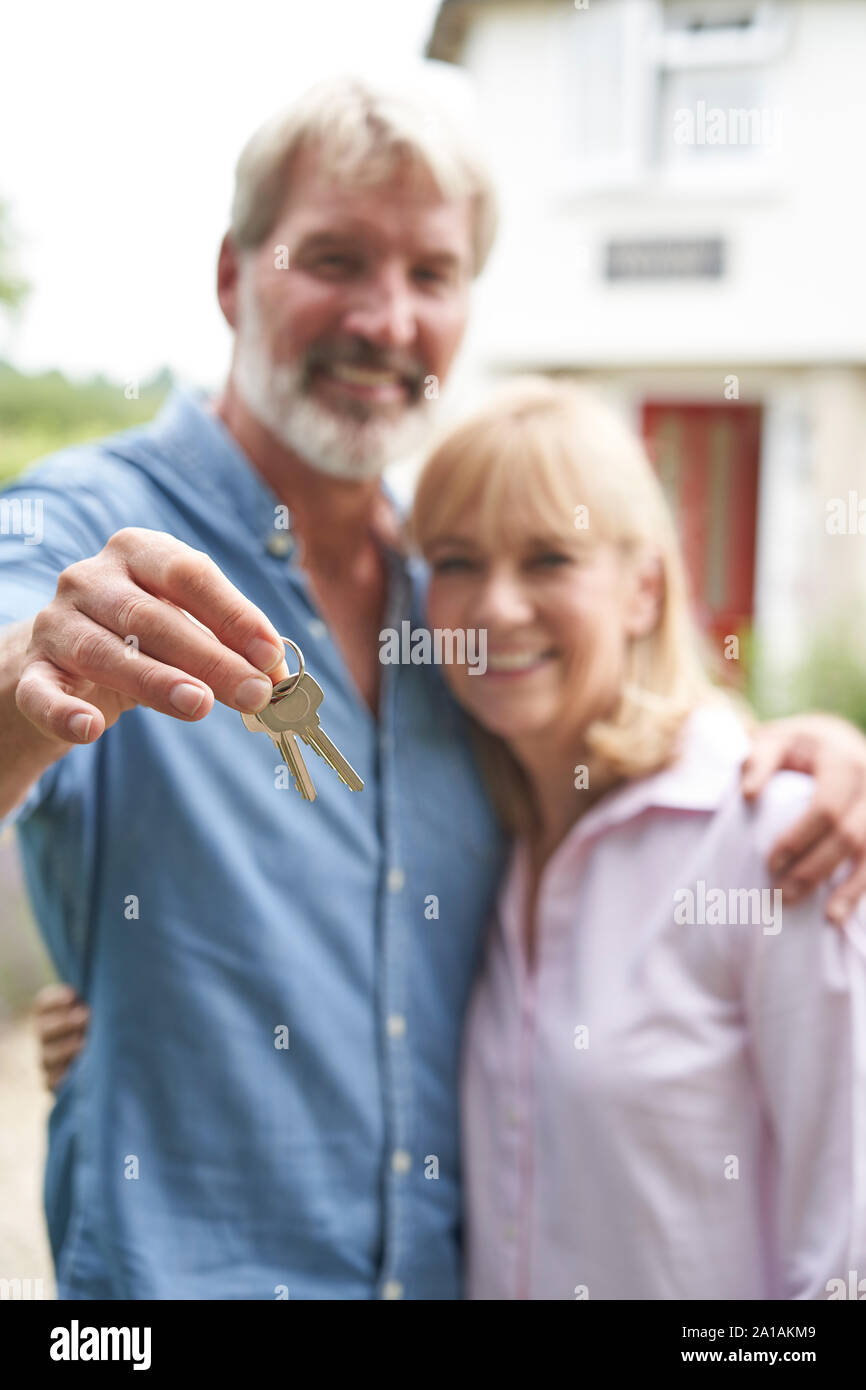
[0,459,114,825]
[0,460,115,623]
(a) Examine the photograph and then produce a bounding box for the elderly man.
[2,76,866,1301]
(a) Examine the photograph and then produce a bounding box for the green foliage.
[0,361,173,483]
[746,619,866,732]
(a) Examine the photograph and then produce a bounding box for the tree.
[0,199,29,311]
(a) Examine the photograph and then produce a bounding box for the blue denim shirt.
[0,390,506,1299]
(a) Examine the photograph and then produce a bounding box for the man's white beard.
[232,275,438,481]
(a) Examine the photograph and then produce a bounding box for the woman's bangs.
[414,388,626,557]
[471,422,590,553]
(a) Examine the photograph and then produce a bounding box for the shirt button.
[382,1280,404,1300]
[308,619,327,639]
[387,867,405,893]
[503,1224,517,1243]
[265,532,294,558]
[386,1014,407,1039]
[391,1149,411,1175]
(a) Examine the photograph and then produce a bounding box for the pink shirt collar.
[539,700,752,865]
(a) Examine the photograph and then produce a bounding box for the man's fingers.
[107,530,285,673]
[766,802,836,878]
[741,737,786,800]
[45,532,286,712]
[826,856,866,926]
[778,831,855,903]
[73,584,281,712]
[15,658,107,745]
[768,749,862,873]
[22,630,223,727]
[35,614,242,720]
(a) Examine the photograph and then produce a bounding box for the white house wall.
[462,0,866,369]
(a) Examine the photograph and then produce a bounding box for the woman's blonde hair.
[409,377,718,836]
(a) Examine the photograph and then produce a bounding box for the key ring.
[271,636,305,700]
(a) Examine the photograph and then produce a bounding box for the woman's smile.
[483,647,558,678]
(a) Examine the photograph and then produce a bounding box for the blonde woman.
[411,378,866,1301]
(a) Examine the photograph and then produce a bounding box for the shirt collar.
[559,700,752,853]
[146,385,413,567]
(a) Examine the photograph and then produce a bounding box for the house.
[426,0,866,695]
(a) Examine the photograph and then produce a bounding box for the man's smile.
[313,360,411,404]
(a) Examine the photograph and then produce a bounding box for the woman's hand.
[742,713,866,924]
[32,983,89,1092]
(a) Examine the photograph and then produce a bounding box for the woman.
[411,377,866,1300]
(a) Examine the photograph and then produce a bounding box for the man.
[3,76,866,1300]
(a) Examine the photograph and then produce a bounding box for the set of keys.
[241,637,364,802]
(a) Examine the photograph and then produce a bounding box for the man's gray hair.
[230,74,498,276]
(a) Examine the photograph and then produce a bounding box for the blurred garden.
[0,359,172,486]
[0,201,171,1019]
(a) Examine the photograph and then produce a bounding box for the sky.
[0,0,445,388]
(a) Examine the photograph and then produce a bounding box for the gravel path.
[0,1014,56,1298]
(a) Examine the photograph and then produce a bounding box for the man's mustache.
[302,338,426,394]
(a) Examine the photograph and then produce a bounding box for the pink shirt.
[461,703,866,1300]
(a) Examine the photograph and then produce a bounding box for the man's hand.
[741,713,866,924]
[33,983,89,1092]
[15,527,288,747]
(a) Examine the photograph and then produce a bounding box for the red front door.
[641,402,762,654]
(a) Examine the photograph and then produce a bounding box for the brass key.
[240,636,362,801]
[264,673,364,793]
[242,703,317,801]
[241,636,316,800]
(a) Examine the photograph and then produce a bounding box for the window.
[559,0,791,188]
[560,0,657,186]
[656,1,791,171]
